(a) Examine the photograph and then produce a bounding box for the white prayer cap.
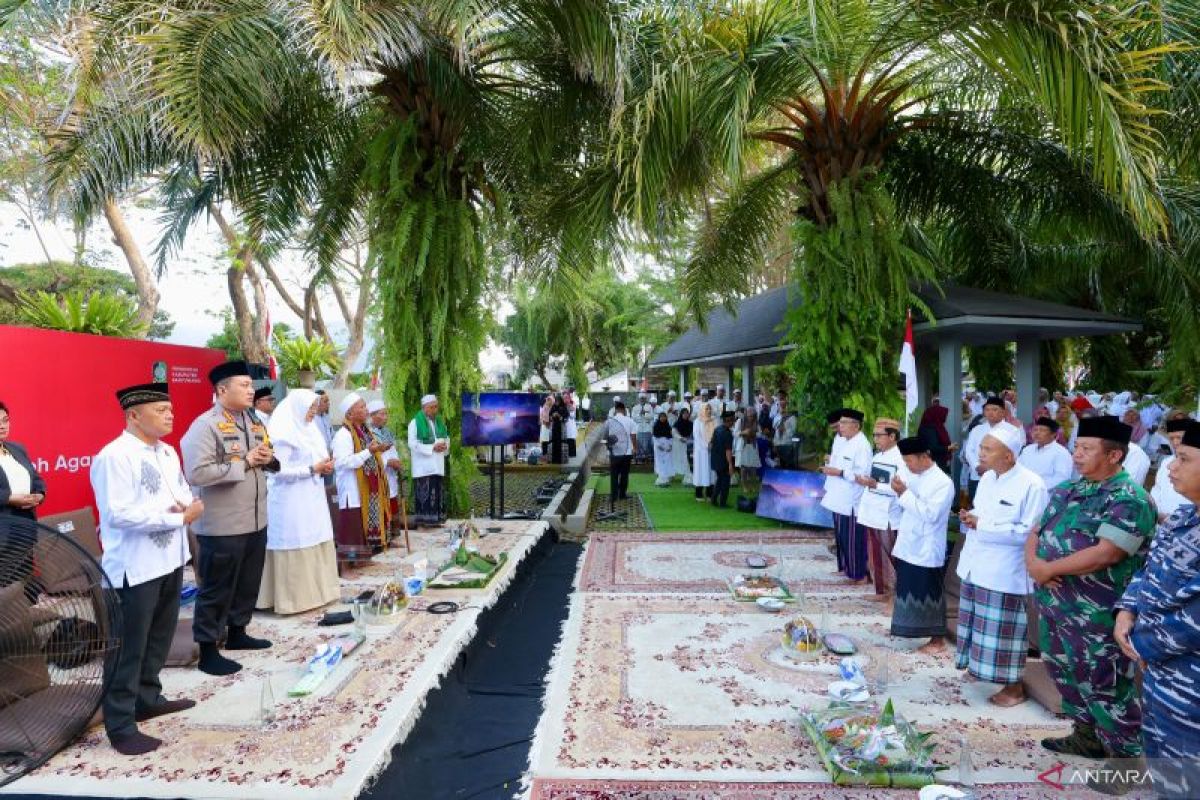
[639,391,647,398]
[649,394,658,403]
[717,384,724,390]
[366,399,386,414]
[420,393,438,407]
[339,392,364,415]
[668,390,676,396]
[683,391,693,398]
[985,422,1026,458]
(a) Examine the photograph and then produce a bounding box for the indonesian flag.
[370,367,381,390]
[263,311,278,380]
[900,309,918,419]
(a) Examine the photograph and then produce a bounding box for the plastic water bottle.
[958,735,975,787]
[260,676,276,724]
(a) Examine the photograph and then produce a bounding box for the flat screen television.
[755,468,834,528]
[460,392,544,447]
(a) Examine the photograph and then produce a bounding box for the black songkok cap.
[1035,416,1060,432]
[1181,421,1200,449]
[826,408,845,424]
[209,360,251,386]
[841,408,865,423]
[1077,415,1132,445]
[898,436,929,456]
[117,382,169,410]
[984,396,1005,409]
[254,386,274,402]
[721,410,735,420]
[1166,418,1191,433]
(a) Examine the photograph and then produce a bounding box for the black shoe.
[226,626,272,650]
[198,643,242,676]
[1041,725,1106,759]
[109,730,162,755]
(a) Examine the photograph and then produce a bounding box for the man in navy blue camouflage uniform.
[1116,419,1200,799]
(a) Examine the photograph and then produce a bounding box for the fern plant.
[17,290,149,337]
[276,335,341,376]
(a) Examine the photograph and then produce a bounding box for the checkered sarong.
[955,581,1028,684]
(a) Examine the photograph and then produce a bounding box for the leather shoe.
[109,731,162,755]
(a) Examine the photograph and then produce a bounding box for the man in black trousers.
[603,401,637,501]
[710,410,736,507]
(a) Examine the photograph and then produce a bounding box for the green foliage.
[17,288,148,337]
[968,345,1014,394]
[0,260,174,338]
[784,177,930,441]
[276,334,340,374]
[204,310,243,359]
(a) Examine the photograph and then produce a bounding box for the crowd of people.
[818,394,1200,798]
[600,386,799,507]
[0,361,451,757]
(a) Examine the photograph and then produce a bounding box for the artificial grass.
[590,471,788,531]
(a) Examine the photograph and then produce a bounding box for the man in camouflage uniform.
[1026,416,1155,792]
[1115,420,1200,799]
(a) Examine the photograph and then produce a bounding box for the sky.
[0,200,515,373]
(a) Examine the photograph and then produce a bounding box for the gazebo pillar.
[726,366,735,397]
[742,359,754,404]
[916,346,933,413]
[679,367,687,398]
[1015,337,1041,424]
[938,337,963,447]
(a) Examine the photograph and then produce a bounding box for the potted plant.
[277,336,340,387]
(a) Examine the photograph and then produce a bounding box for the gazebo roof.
[648,283,1139,369]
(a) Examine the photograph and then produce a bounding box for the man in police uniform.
[181,361,278,676]
[1026,415,1154,790]
[1115,420,1200,798]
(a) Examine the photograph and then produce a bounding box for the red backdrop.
[1,325,228,517]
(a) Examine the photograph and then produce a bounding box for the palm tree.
[556,0,1196,427]
[42,0,629,509]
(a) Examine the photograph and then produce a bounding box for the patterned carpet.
[526,531,1121,799]
[6,520,549,800]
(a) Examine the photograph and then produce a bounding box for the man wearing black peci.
[710,411,736,508]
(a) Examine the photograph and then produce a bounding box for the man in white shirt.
[820,408,873,583]
[632,393,655,463]
[963,397,1007,501]
[603,401,637,501]
[1151,419,1192,521]
[333,393,393,554]
[889,436,955,654]
[93,383,203,755]
[1124,439,1152,486]
[657,390,680,425]
[1019,416,1073,490]
[407,394,450,527]
[956,422,1049,707]
[692,389,708,421]
[854,418,907,601]
[252,386,275,426]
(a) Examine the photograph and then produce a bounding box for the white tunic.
[671,425,691,477]
[692,421,714,487]
[1150,456,1190,519]
[957,463,1049,595]
[332,427,373,509]
[820,431,872,516]
[632,403,656,435]
[1124,442,1151,486]
[604,413,637,457]
[90,431,191,587]
[962,421,999,483]
[0,451,31,496]
[855,446,908,531]
[653,433,674,483]
[1018,441,1073,490]
[267,439,334,550]
[407,416,447,479]
[892,465,954,569]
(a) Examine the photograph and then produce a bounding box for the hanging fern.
[365,117,489,514]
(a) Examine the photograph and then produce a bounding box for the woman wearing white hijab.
[257,389,339,614]
[692,404,715,501]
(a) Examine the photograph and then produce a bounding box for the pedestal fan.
[0,515,121,787]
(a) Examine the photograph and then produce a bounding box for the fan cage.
[0,516,122,787]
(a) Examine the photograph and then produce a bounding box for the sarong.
[335,508,373,564]
[832,512,868,581]
[413,475,445,526]
[866,527,896,595]
[955,581,1027,683]
[891,558,946,638]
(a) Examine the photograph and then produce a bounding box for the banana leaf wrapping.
[428,552,508,589]
[800,699,937,788]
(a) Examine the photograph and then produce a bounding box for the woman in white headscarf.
[257,389,340,615]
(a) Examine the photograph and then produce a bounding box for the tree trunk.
[103,198,158,336]
[208,203,268,363]
[332,271,372,389]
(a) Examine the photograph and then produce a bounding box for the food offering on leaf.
[800,699,937,788]
[728,573,794,601]
[781,614,823,659]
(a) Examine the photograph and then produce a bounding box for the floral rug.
[527,573,1115,798]
[576,531,869,595]
[6,520,549,800]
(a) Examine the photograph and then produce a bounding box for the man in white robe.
[963,397,1007,501]
[333,393,392,556]
[820,408,872,582]
[632,392,655,463]
[1151,419,1192,521]
[1125,439,1152,486]
[854,418,907,600]
[367,399,404,533]
[1019,416,1073,490]
[407,394,450,526]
